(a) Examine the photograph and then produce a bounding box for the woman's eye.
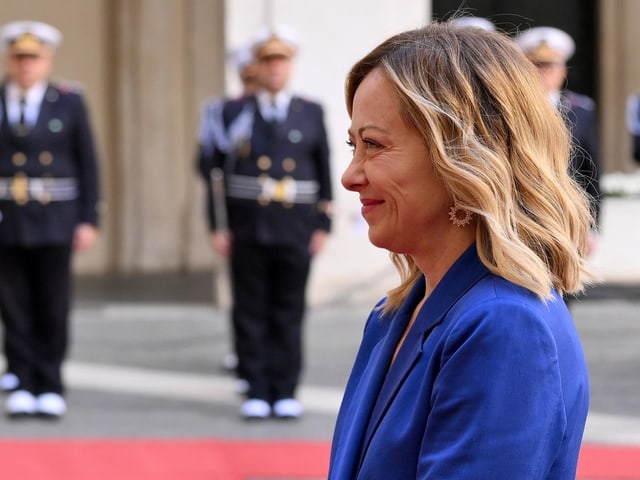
[363,138,381,149]
[346,139,355,152]
[346,138,382,154]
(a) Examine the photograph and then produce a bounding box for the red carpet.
[0,439,330,480]
[0,440,637,479]
[578,444,640,479]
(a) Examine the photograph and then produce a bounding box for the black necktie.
[16,96,29,135]
[18,96,27,127]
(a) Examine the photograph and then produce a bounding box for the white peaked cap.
[0,20,62,52]
[514,26,576,61]
[252,24,299,59]
[448,16,496,32]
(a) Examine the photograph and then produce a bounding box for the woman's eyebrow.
[348,124,390,137]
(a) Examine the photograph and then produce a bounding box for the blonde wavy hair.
[345,23,595,313]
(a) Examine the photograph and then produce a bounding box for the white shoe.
[36,393,66,418]
[241,398,271,419]
[1,372,19,392]
[273,398,303,419]
[6,390,36,417]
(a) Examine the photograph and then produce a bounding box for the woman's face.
[343,68,451,256]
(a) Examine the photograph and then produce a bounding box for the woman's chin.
[368,233,392,251]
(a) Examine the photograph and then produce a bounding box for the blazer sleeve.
[418,300,569,479]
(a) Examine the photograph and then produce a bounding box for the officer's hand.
[309,230,329,256]
[210,231,232,257]
[74,223,98,251]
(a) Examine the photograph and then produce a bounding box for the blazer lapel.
[358,245,490,463]
[331,293,416,479]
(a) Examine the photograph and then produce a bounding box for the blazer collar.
[358,244,490,465]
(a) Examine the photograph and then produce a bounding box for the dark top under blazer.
[329,246,589,479]
[199,94,332,248]
[0,82,100,246]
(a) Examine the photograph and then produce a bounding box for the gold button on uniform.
[12,152,27,166]
[257,155,272,170]
[282,157,296,172]
[39,151,53,165]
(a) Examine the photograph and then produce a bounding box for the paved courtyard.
[1,195,639,452]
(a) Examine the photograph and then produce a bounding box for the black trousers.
[0,244,72,395]
[230,242,311,403]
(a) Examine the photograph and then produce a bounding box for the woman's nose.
[341,157,366,192]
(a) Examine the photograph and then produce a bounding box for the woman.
[329,23,592,479]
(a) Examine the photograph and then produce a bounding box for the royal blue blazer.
[329,246,589,479]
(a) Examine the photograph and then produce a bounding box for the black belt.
[0,175,79,205]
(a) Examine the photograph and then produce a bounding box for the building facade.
[1,0,637,278]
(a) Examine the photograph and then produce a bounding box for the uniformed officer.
[198,25,333,420]
[0,21,100,418]
[196,45,259,389]
[515,26,601,254]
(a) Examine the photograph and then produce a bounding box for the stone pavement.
[0,196,639,450]
[0,278,639,447]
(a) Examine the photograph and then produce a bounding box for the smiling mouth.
[360,199,383,217]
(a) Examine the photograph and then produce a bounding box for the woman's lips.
[360,198,383,217]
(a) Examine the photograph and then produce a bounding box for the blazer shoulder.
[444,275,562,343]
[458,274,540,308]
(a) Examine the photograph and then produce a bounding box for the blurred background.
[2,0,639,304]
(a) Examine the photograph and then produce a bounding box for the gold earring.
[448,203,473,227]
